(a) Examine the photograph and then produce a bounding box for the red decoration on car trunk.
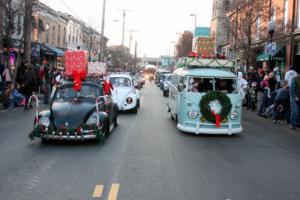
[72,70,87,91]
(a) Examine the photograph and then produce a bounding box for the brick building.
[215,0,300,74]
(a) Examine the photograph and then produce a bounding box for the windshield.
[188,77,237,93]
[54,84,102,100]
[110,77,132,87]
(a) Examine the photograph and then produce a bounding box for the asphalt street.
[1,82,300,200]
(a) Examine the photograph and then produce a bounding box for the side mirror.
[178,83,184,92]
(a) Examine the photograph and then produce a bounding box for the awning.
[40,44,56,56]
[44,44,65,57]
[256,53,270,61]
[3,38,24,52]
[256,45,285,62]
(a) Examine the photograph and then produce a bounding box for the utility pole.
[117,9,132,47]
[128,29,138,54]
[100,0,106,62]
[134,40,137,69]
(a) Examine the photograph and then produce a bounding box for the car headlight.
[188,111,199,119]
[38,117,50,127]
[230,111,239,120]
[126,97,133,104]
[86,116,98,125]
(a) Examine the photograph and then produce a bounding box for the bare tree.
[23,0,38,63]
[176,31,193,58]
[0,0,24,53]
[82,26,99,62]
[225,0,269,67]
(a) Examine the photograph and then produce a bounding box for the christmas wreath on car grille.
[199,91,232,127]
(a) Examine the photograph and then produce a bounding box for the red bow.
[211,111,221,128]
[72,70,87,91]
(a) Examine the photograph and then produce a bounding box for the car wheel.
[41,138,51,144]
[170,112,175,120]
[163,91,167,97]
[132,105,138,114]
[114,114,118,127]
[137,99,140,108]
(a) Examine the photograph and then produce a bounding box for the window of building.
[298,0,300,27]
[52,26,56,44]
[272,7,276,21]
[57,25,61,44]
[256,15,261,40]
[284,0,288,29]
[17,14,22,35]
[63,27,66,45]
[46,28,49,43]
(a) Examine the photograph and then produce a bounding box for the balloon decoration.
[72,70,87,91]
[9,52,15,65]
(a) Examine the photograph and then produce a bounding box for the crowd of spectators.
[0,60,62,110]
[242,65,300,130]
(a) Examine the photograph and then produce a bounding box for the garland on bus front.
[199,91,232,127]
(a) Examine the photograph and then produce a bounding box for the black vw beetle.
[29,80,118,143]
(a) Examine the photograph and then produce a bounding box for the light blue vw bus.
[167,57,243,135]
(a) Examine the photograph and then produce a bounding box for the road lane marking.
[107,184,120,200]
[92,185,104,198]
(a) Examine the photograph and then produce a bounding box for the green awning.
[256,53,270,62]
[256,44,285,62]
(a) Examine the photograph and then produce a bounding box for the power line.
[58,0,83,21]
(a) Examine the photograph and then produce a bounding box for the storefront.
[293,40,300,73]
[44,44,65,70]
[256,45,285,78]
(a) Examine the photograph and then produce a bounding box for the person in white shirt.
[238,72,248,100]
[285,65,298,87]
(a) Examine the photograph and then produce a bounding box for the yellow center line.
[107,184,120,200]
[92,185,104,198]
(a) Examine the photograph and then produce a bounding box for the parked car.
[160,73,172,91]
[29,80,118,143]
[110,74,140,113]
[133,75,143,90]
[162,74,173,97]
[155,69,170,86]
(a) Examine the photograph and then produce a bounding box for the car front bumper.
[29,127,104,141]
[177,123,243,135]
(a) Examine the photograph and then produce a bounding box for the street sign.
[265,42,276,56]
[32,44,40,57]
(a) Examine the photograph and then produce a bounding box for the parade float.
[167,52,243,135]
[29,50,118,143]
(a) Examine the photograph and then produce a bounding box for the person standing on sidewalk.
[289,74,300,129]
[256,69,265,114]
[285,65,298,87]
[23,64,37,110]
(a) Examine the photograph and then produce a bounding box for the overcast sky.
[40,0,213,57]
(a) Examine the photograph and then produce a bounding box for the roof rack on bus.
[177,57,236,69]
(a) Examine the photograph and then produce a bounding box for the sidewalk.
[243,108,300,133]
[0,93,44,112]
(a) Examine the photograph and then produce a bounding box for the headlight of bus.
[86,116,98,125]
[230,111,239,120]
[38,117,50,127]
[188,111,198,119]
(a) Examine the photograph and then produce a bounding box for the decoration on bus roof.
[177,56,235,68]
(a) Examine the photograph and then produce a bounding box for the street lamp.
[267,19,276,70]
[100,0,107,62]
[190,13,197,35]
[268,20,275,42]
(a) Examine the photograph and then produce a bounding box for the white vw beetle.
[109,74,140,113]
